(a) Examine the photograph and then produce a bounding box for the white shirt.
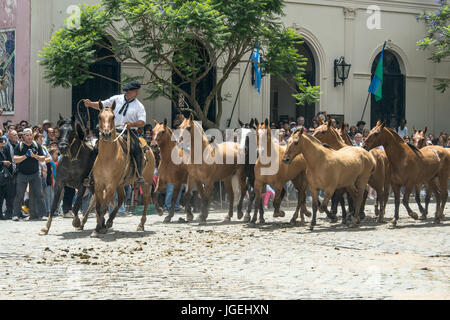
[397,126,408,139]
[101,94,146,130]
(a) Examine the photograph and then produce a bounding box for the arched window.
[72,37,121,129]
[370,50,405,129]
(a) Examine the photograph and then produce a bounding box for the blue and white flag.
[251,44,262,94]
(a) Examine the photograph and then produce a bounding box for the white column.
[343,7,356,123]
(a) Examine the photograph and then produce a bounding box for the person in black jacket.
[0,136,13,219]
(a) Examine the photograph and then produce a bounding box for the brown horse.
[363,121,446,226]
[412,127,449,219]
[152,119,193,223]
[313,120,391,223]
[91,101,155,237]
[283,128,375,230]
[251,119,311,226]
[178,114,247,224]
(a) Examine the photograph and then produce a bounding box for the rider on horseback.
[83,81,146,184]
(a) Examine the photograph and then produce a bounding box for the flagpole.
[360,92,370,122]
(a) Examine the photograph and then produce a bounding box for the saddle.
[116,134,151,181]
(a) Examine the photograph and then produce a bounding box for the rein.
[66,136,83,161]
[76,100,91,132]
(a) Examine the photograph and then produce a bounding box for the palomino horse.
[178,114,246,224]
[412,127,449,220]
[39,115,96,235]
[92,101,156,237]
[283,128,375,230]
[363,121,446,226]
[152,119,193,223]
[252,119,311,225]
[313,120,391,223]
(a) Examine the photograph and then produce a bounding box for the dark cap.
[123,81,141,91]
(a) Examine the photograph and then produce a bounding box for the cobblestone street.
[1,203,449,300]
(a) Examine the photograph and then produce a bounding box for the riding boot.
[135,154,145,184]
[83,170,94,187]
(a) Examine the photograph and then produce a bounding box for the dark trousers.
[0,179,15,219]
[130,130,143,160]
[13,172,47,219]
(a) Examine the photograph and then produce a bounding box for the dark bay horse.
[92,101,155,237]
[363,121,447,226]
[39,115,96,235]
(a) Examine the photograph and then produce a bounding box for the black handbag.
[0,165,12,186]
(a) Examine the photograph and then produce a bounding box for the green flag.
[368,43,385,102]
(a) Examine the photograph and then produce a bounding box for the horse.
[251,119,311,226]
[152,119,193,223]
[313,120,391,223]
[178,114,246,225]
[283,128,375,230]
[39,115,96,235]
[92,101,155,237]
[363,121,447,226]
[412,127,449,220]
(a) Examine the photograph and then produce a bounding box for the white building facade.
[20,0,450,134]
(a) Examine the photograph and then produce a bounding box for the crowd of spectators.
[0,108,448,220]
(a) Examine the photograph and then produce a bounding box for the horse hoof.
[278,211,285,217]
[106,221,113,229]
[137,225,145,232]
[72,217,81,228]
[90,231,99,238]
[198,221,207,226]
[248,222,256,228]
[318,207,324,213]
[433,218,441,224]
[243,215,251,223]
[309,225,315,231]
[75,226,84,231]
[156,209,164,216]
[237,211,244,220]
[163,216,172,223]
[305,211,312,218]
[223,215,231,222]
[409,212,419,220]
[330,216,338,223]
[290,219,297,225]
[39,229,48,236]
[390,221,398,228]
[419,214,427,220]
[186,214,194,222]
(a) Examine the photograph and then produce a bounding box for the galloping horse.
[313,120,391,223]
[252,119,311,225]
[92,101,155,237]
[412,127,449,219]
[283,128,375,230]
[363,121,446,226]
[178,114,246,224]
[152,119,192,223]
[39,115,97,235]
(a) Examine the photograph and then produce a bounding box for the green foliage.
[417,1,450,92]
[39,0,320,127]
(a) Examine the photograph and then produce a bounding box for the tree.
[39,0,320,128]
[417,0,450,92]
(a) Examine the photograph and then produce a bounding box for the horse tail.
[231,172,241,206]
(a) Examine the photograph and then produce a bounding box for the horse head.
[152,118,172,146]
[57,113,84,156]
[412,127,427,149]
[98,100,116,141]
[283,128,304,164]
[363,120,385,150]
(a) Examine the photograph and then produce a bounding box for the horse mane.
[306,132,331,148]
[192,120,210,145]
[322,143,334,150]
[385,127,421,154]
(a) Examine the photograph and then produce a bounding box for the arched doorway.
[370,50,405,129]
[270,41,316,126]
[72,37,121,129]
[172,41,216,126]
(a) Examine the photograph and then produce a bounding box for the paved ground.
[0,203,449,300]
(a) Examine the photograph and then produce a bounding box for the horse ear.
[238,119,244,127]
[75,122,85,141]
[111,101,116,111]
[98,101,104,111]
[413,127,417,134]
[163,118,167,127]
[264,118,269,127]
[423,127,427,134]
[189,113,194,121]
[254,118,259,126]
[249,118,255,128]
[327,118,332,129]
[380,121,385,129]
[59,113,64,121]
[153,119,159,125]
